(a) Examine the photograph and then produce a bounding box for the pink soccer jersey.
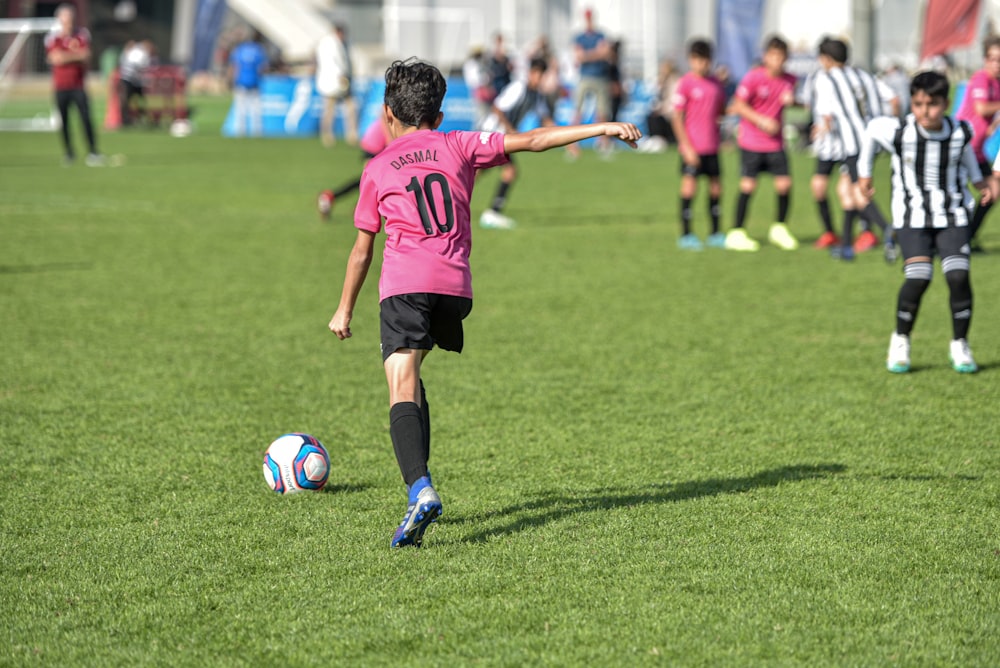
[672,73,726,155]
[359,117,391,155]
[956,69,1000,162]
[355,129,509,301]
[734,66,797,153]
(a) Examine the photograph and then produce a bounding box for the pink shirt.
[359,117,391,155]
[956,69,1000,162]
[734,66,797,153]
[672,73,726,155]
[356,129,509,301]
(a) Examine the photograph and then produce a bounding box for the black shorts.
[681,153,721,178]
[814,156,859,181]
[379,293,473,361]
[740,149,789,178]
[896,226,971,262]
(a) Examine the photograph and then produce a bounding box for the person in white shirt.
[315,23,356,146]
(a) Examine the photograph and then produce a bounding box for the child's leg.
[896,258,933,335]
[491,162,518,213]
[812,172,833,234]
[734,177,756,229]
[679,173,697,236]
[773,175,791,224]
[943,255,972,340]
[708,175,722,235]
[384,348,430,487]
[836,173,857,248]
[333,177,362,198]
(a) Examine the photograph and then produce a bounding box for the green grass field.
[2,94,999,666]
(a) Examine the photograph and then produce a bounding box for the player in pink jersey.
[725,35,799,252]
[671,39,727,250]
[956,36,1000,250]
[317,115,393,220]
[328,59,640,548]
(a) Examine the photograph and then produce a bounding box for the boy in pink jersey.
[725,35,799,252]
[329,59,640,548]
[671,39,726,250]
[956,36,1000,250]
[317,116,393,220]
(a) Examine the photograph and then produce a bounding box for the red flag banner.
[921,0,982,60]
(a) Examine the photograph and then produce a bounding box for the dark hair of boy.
[818,37,848,65]
[689,39,713,60]
[983,35,1000,56]
[528,57,548,73]
[910,70,949,99]
[765,35,789,55]
[384,59,447,128]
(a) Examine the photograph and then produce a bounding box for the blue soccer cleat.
[706,232,727,249]
[677,233,704,251]
[391,483,442,548]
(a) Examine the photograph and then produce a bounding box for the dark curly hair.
[910,71,950,100]
[384,59,447,128]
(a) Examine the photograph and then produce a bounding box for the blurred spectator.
[463,45,490,126]
[645,59,680,148]
[609,39,625,122]
[316,22,357,146]
[228,29,268,137]
[45,3,102,165]
[486,33,513,102]
[570,7,612,154]
[880,63,910,119]
[527,35,566,117]
[119,39,152,127]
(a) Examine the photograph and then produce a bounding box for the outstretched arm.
[329,229,376,340]
[503,121,641,153]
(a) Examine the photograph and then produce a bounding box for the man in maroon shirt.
[45,4,101,165]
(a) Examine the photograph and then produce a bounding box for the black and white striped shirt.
[812,65,896,160]
[478,80,550,134]
[859,114,983,229]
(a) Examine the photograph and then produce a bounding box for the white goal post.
[0,17,59,131]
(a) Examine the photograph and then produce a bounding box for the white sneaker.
[887,332,911,373]
[724,228,760,252]
[768,222,799,250]
[479,209,516,230]
[949,338,978,373]
[85,153,105,167]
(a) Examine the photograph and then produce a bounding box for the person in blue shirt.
[228,30,269,136]
[569,7,612,155]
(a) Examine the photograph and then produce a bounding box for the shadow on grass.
[321,482,371,495]
[457,463,846,544]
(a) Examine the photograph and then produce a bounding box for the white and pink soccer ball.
[262,433,330,494]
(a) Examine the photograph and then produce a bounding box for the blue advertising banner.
[191,0,227,73]
[716,0,765,82]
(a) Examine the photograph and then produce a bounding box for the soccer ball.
[262,433,330,494]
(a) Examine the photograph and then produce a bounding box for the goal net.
[0,17,59,131]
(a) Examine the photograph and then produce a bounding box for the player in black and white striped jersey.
[810,37,898,260]
[858,71,992,374]
[477,58,555,230]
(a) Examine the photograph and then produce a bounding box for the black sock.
[896,278,930,336]
[709,197,720,234]
[862,202,890,233]
[389,402,426,487]
[333,178,362,198]
[680,197,692,235]
[735,192,751,229]
[969,200,993,240]
[419,380,430,466]
[842,210,858,248]
[492,181,511,212]
[946,270,973,340]
[817,198,833,233]
[777,193,789,223]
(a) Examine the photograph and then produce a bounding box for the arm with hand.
[730,96,780,135]
[329,229,375,340]
[503,121,641,153]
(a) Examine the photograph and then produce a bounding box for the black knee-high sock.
[862,202,890,234]
[817,198,833,233]
[333,177,362,198]
[735,192,751,229]
[709,196,720,234]
[896,278,930,336]
[419,380,430,466]
[946,269,973,340]
[680,197,692,235]
[969,200,993,240]
[842,210,858,248]
[491,181,511,212]
[389,402,426,487]
[776,192,789,224]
